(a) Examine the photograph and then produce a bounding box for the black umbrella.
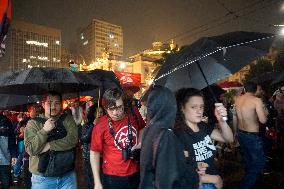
[0,94,41,109]
[0,67,101,95]
[80,69,122,97]
[154,31,275,96]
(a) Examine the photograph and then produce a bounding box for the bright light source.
[119,62,126,70]
[81,33,84,40]
[22,59,27,63]
[114,43,119,47]
[109,34,114,39]
[83,40,88,45]
[55,40,60,45]
[280,27,284,35]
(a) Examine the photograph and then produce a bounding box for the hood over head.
[147,85,177,129]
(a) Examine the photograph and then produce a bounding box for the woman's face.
[182,96,204,125]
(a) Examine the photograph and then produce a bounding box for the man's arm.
[24,120,48,156]
[49,115,78,151]
[255,98,268,124]
[90,150,103,189]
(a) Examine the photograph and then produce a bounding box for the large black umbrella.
[80,69,122,97]
[0,67,101,95]
[0,94,42,112]
[154,31,275,93]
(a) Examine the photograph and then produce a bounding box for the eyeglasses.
[107,105,124,112]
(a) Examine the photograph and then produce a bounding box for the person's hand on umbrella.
[43,118,56,132]
[214,103,227,122]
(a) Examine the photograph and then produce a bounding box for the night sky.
[13,0,284,58]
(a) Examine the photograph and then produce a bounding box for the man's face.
[106,97,124,121]
[43,95,62,118]
[28,106,37,118]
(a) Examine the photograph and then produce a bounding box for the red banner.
[115,71,141,87]
[115,71,141,94]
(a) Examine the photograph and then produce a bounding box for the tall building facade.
[79,19,123,65]
[2,20,61,72]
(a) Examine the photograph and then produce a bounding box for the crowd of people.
[0,81,283,189]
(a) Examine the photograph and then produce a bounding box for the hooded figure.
[139,85,198,189]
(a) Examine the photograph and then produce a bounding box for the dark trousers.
[23,160,32,189]
[237,131,265,189]
[0,165,11,189]
[83,159,94,189]
[102,172,140,189]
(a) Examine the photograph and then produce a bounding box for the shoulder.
[93,115,108,131]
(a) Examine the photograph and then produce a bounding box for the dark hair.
[244,82,257,93]
[102,88,125,109]
[42,91,63,103]
[175,88,204,130]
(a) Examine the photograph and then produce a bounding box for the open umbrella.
[0,67,100,95]
[0,94,41,109]
[79,69,122,97]
[154,31,275,95]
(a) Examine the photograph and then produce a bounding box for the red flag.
[115,71,141,94]
[0,0,12,57]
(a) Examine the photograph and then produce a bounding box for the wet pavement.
[4,146,284,189]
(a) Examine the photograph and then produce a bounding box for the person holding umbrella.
[174,88,233,189]
[24,91,78,189]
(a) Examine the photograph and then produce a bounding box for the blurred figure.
[139,100,147,121]
[71,100,83,127]
[139,85,199,189]
[12,113,25,183]
[0,111,17,189]
[79,103,104,189]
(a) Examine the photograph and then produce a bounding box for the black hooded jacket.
[139,86,198,189]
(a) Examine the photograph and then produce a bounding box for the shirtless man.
[233,82,268,189]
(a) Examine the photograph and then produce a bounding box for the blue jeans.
[237,131,265,189]
[31,171,77,189]
[13,140,24,177]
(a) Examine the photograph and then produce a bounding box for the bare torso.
[235,93,262,132]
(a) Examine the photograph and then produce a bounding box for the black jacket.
[139,86,199,189]
[0,114,17,158]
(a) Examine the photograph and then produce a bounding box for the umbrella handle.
[96,88,101,119]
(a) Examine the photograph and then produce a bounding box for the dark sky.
[13,0,284,58]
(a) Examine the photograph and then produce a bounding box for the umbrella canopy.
[0,67,101,95]
[154,31,275,92]
[80,69,122,97]
[0,94,41,111]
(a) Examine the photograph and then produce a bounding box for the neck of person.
[245,92,255,96]
[185,120,199,132]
